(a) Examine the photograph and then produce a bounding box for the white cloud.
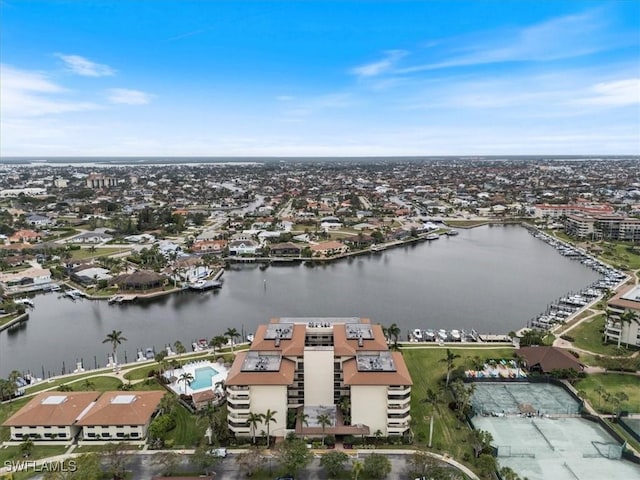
[107,88,153,105]
[0,64,99,117]
[573,79,640,106]
[350,50,407,77]
[55,53,115,77]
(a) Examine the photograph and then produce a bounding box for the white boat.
[370,244,387,252]
[246,333,255,342]
[450,329,461,341]
[424,329,436,341]
[189,279,222,291]
[437,329,448,341]
[412,329,423,341]
[14,298,35,308]
[426,233,440,240]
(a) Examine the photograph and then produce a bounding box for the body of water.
[0,225,600,377]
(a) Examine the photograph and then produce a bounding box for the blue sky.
[1,0,639,156]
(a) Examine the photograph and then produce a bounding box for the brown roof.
[225,352,295,386]
[342,352,413,386]
[249,323,306,356]
[608,285,640,312]
[334,323,389,356]
[518,346,583,373]
[114,270,165,286]
[2,392,100,427]
[75,391,164,426]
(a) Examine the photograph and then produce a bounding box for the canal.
[0,225,600,377]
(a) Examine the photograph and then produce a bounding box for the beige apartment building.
[604,285,640,348]
[226,318,412,440]
[2,391,164,441]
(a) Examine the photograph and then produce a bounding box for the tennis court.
[471,383,640,480]
[471,382,580,416]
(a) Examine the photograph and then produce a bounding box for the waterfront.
[0,225,600,377]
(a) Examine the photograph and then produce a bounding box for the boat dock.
[108,294,138,304]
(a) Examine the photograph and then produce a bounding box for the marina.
[0,226,600,377]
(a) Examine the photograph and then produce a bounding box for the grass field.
[70,247,127,260]
[570,314,633,356]
[575,373,640,414]
[402,346,515,461]
[66,375,122,391]
[599,243,640,270]
[165,403,206,447]
[444,220,489,228]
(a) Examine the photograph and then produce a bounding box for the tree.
[20,438,34,458]
[173,340,186,355]
[209,335,227,356]
[263,408,277,447]
[317,413,332,446]
[197,401,222,445]
[477,453,497,478]
[191,444,221,476]
[82,379,95,391]
[248,411,264,444]
[469,429,493,458]
[595,385,606,410]
[320,451,349,477]
[422,387,442,447]
[44,453,102,480]
[102,330,127,367]
[363,453,391,479]
[386,323,401,349]
[158,393,178,416]
[57,384,73,392]
[152,451,180,476]
[613,391,629,415]
[235,447,265,476]
[273,437,313,476]
[500,466,528,480]
[104,442,131,480]
[351,460,365,480]
[224,327,241,352]
[440,349,461,387]
[178,371,194,394]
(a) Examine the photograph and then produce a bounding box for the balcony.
[387,404,410,415]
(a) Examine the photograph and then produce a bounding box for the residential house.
[310,241,348,257]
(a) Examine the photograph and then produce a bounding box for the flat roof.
[356,351,396,372]
[241,351,283,372]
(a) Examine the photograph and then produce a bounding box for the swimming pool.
[190,366,219,391]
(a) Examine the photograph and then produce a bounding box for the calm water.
[0,226,600,377]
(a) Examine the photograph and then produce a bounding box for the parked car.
[208,447,228,458]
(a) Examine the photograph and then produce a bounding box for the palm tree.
[57,384,73,392]
[351,459,364,480]
[82,379,95,391]
[209,335,227,356]
[197,402,221,445]
[247,412,264,444]
[262,408,277,447]
[297,410,310,431]
[102,330,127,368]
[387,323,401,349]
[422,387,442,448]
[224,328,241,352]
[173,340,186,355]
[439,349,461,387]
[619,310,639,347]
[178,371,194,394]
[595,385,606,410]
[317,413,331,446]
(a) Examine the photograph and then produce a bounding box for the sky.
[1,0,639,157]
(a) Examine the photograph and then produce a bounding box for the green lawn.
[599,243,640,270]
[165,403,206,447]
[0,445,67,467]
[444,220,489,228]
[575,373,640,414]
[66,375,122,391]
[402,347,515,461]
[570,315,633,356]
[70,247,127,260]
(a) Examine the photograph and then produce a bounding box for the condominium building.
[226,318,412,439]
[86,173,117,189]
[604,285,640,348]
[565,214,640,242]
[2,391,164,441]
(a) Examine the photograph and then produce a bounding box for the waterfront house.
[269,242,302,256]
[192,239,228,255]
[226,318,412,440]
[310,241,348,257]
[2,392,101,441]
[68,231,113,244]
[228,239,260,256]
[112,270,166,291]
[0,267,52,292]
